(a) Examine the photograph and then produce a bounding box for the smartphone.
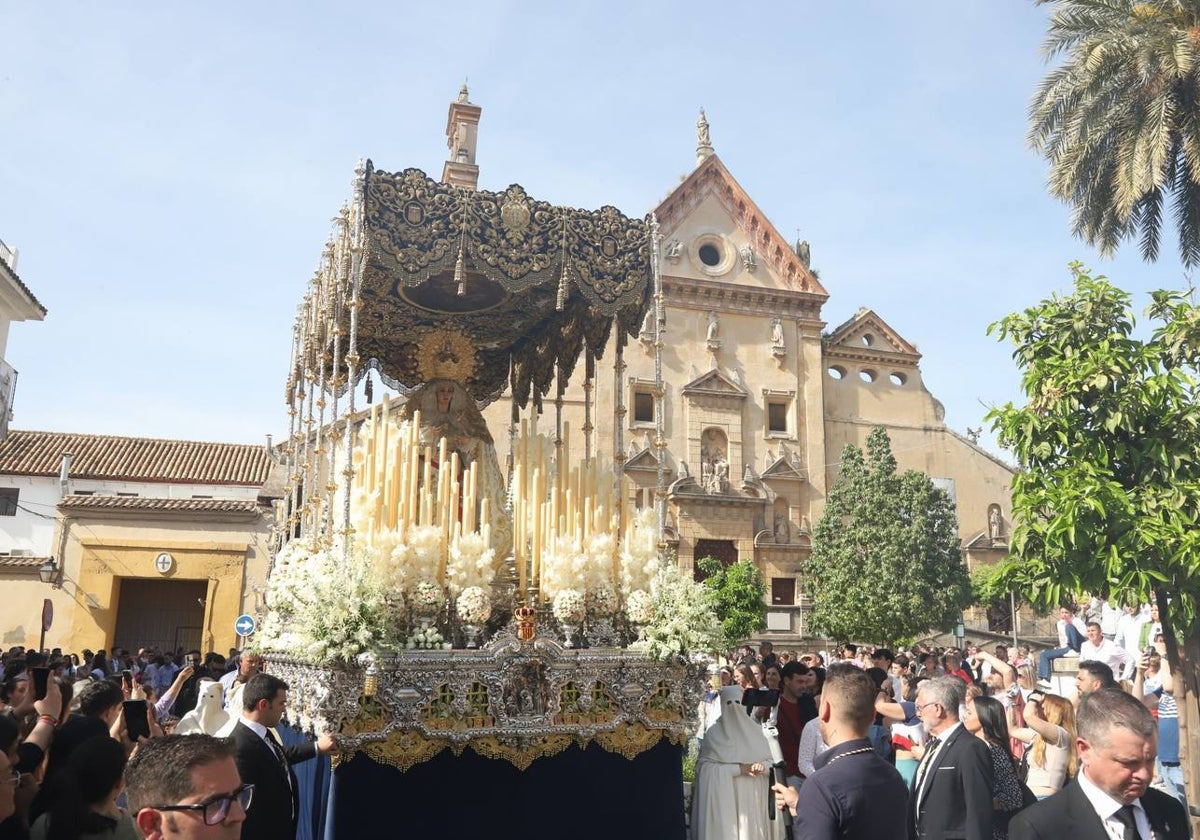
[1144,646,1157,657]
[31,667,50,701]
[123,700,150,741]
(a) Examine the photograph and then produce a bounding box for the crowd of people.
[0,645,335,839]
[694,607,1190,840]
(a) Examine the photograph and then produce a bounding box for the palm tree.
[1029,0,1200,266]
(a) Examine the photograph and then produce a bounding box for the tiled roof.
[0,258,47,317]
[0,555,49,569]
[0,431,273,486]
[59,495,264,515]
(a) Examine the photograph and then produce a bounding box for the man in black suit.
[907,675,993,840]
[1009,688,1188,840]
[230,673,337,840]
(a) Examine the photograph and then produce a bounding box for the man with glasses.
[125,734,249,839]
[907,676,992,840]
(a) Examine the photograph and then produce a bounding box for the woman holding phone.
[1009,692,1077,798]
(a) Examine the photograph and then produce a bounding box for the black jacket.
[1009,778,1188,840]
[230,720,317,840]
[907,723,994,840]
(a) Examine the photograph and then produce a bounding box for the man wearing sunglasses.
[125,734,249,838]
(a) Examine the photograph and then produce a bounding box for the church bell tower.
[442,84,482,190]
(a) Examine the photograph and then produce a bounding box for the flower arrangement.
[406,625,451,650]
[586,585,619,618]
[552,589,587,625]
[624,589,654,625]
[258,539,395,664]
[456,586,493,625]
[631,564,721,662]
[446,531,497,596]
[410,580,444,617]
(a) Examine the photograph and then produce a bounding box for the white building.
[0,238,46,442]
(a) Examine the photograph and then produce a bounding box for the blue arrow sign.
[234,614,257,636]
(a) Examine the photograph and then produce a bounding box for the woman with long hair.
[965,695,1025,839]
[1010,692,1078,798]
[875,673,926,784]
[29,736,137,840]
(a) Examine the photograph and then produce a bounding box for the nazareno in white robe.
[692,686,774,840]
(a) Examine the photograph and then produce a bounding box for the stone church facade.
[457,94,1020,645]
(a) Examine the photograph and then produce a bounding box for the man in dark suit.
[230,673,337,840]
[1009,687,1188,840]
[907,675,993,840]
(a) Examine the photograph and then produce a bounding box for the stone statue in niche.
[665,239,682,261]
[639,308,655,343]
[710,455,729,494]
[770,318,785,356]
[988,505,1003,542]
[795,239,811,269]
[706,311,720,343]
[773,512,790,544]
[739,245,756,271]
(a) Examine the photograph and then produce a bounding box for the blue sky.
[0,2,1190,456]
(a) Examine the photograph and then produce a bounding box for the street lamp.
[38,557,60,588]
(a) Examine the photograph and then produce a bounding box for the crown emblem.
[514,606,537,643]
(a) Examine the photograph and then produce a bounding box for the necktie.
[913,736,941,798]
[264,731,296,816]
[1113,805,1139,840]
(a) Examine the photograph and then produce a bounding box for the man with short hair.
[126,734,249,839]
[759,642,777,672]
[776,661,818,791]
[231,673,336,840]
[218,649,262,712]
[1009,688,1187,839]
[773,663,908,838]
[907,676,993,840]
[1038,605,1087,687]
[1078,621,1136,681]
[1076,661,1118,701]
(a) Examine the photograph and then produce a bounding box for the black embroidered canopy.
[350,163,652,410]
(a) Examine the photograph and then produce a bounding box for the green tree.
[985,264,1200,718]
[695,556,767,650]
[805,427,971,645]
[1029,0,1200,265]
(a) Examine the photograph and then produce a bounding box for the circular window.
[889,372,907,386]
[859,369,876,383]
[698,244,722,266]
[862,334,874,347]
[827,365,846,380]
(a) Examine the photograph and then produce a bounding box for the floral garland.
[456,586,492,625]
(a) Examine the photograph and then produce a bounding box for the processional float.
[259,161,701,837]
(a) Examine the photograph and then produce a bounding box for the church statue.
[664,239,682,261]
[739,245,756,271]
[697,108,712,148]
[795,239,811,269]
[706,311,720,343]
[770,318,784,351]
[988,506,1003,541]
[773,512,790,544]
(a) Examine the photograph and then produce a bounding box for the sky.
[0,2,1192,458]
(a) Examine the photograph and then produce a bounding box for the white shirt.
[1079,638,1136,680]
[1076,765,1152,840]
[795,717,829,777]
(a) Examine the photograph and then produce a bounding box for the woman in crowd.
[734,665,759,692]
[964,695,1025,839]
[1010,692,1077,798]
[29,736,137,840]
[87,652,110,682]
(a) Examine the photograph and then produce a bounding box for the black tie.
[914,736,941,794]
[1113,805,1139,840]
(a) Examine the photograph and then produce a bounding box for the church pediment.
[624,447,671,474]
[824,308,921,366]
[681,369,747,399]
[762,455,805,483]
[654,154,828,300]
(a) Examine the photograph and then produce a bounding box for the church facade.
[461,99,1021,644]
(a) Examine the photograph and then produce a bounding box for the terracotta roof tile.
[0,555,49,568]
[58,495,264,515]
[0,431,273,486]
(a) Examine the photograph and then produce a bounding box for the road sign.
[41,598,53,632]
[234,614,257,636]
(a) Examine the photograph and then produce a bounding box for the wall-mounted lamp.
[38,556,61,589]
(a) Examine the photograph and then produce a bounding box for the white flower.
[625,589,654,624]
[586,585,618,618]
[552,589,586,624]
[457,586,493,624]
[411,580,444,616]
